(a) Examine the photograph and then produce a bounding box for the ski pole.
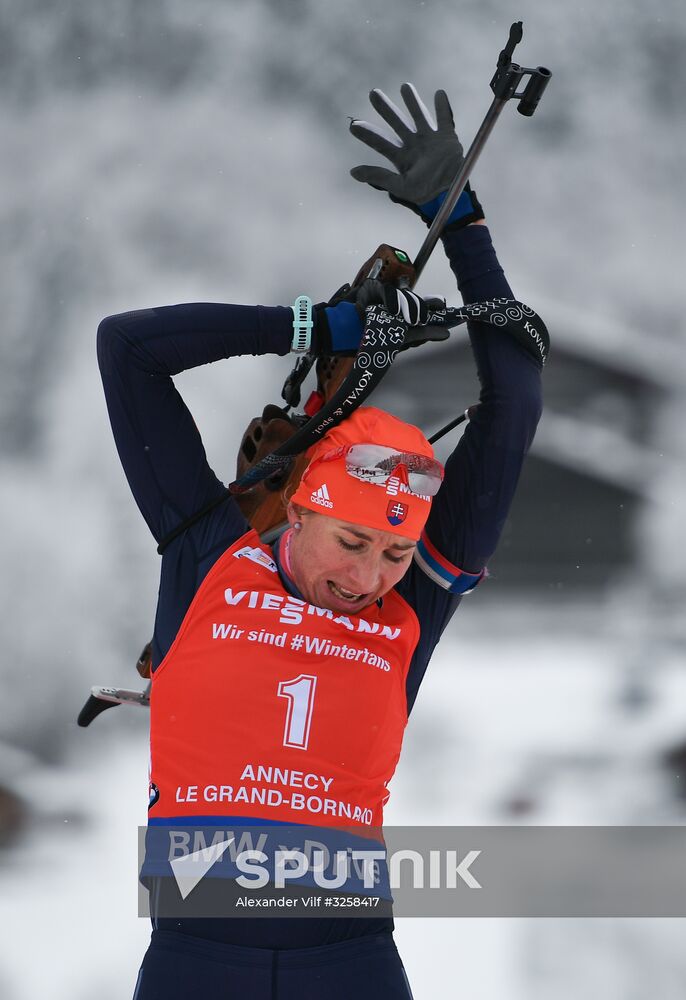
[77,683,151,727]
[412,21,551,283]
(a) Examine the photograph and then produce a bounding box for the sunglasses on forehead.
[311,443,445,497]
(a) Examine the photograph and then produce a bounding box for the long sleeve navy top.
[97,224,542,713]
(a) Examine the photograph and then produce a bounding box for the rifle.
[78,22,550,727]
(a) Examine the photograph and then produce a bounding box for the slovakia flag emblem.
[386,500,409,526]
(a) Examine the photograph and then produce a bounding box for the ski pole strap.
[440,297,549,368]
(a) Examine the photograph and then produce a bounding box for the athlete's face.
[286,506,416,613]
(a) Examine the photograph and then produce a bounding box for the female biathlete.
[97,86,544,999]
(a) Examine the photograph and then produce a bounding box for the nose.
[342,553,382,595]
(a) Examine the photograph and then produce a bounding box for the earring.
[294,521,302,531]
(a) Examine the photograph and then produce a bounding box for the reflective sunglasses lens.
[407,470,442,497]
[346,445,395,472]
[345,446,392,479]
[344,445,443,496]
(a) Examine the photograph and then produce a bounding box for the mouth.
[327,581,367,606]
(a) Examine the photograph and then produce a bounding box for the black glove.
[350,83,484,230]
[312,279,449,356]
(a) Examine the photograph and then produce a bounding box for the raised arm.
[97,303,292,544]
[398,221,542,709]
[350,84,544,708]
[422,222,542,574]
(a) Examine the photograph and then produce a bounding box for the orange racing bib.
[149,530,420,828]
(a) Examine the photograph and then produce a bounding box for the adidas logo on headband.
[310,483,334,509]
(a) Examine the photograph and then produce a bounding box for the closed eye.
[338,538,363,553]
[337,537,412,565]
[386,547,415,564]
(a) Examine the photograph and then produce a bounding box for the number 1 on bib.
[277,674,318,750]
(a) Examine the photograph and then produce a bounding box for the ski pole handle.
[77,692,120,727]
[77,683,151,727]
[516,68,552,117]
[412,21,551,284]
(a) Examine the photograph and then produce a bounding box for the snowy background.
[1,0,685,997]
